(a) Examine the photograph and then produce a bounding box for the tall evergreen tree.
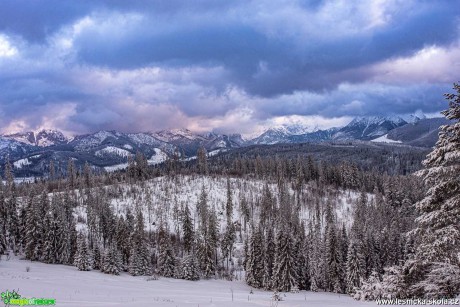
[412,83,460,265]
[43,209,64,264]
[182,203,194,254]
[246,227,264,288]
[92,244,102,270]
[263,227,276,290]
[129,211,150,276]
[75,232,91,271]
[102,245,122,275]
[157,225,175,277]
[272,227,298,292]
[180,253,200,281]
[400,83,460,298]
[346,238,366,293]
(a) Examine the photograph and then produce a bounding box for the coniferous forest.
[1,84,460,301]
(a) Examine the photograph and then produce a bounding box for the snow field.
[0,255,376,307]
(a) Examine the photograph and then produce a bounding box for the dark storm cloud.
[69,0,460,97]
[0,0,245,42]
[0,1,89,42]
[0,0,459,135]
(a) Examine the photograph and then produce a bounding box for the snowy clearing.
[100,176,359,235]
[13,158,32,169]
[148,148,168,165]
[103,148,168,172]
[0,255,375,307]
[371,134,402,144]
[103,163,129,172]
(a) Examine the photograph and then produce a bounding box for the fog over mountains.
[0,115,448,177]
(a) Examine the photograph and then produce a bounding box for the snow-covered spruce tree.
[406,84,460,297]
[182,203,194,254]
[263,227,276,290]
[181,253,200,281]
[198,235,215,279]
[355,263,409,300]
[115,216,131,267]
[92,244,102,270]
[323,201,343,293]
[246,227,264,288]
[196,185,209,232]
[25,191,49,261]
[128,246,140,276]
[221,221,236,268]
[0,219,5,256]
[24,196,40,261]
[74,232,91,271]
[272,227,298,292]
[346,238,366,293]
[128,211,150,276]
[293,223,310,291]
[6,192,20,253]
[222,179,236,268]
[102,245,122,275]
[346,191,367,293]
[354,271,382,301]
[418,262,460,298]
[0,192,7,256]
[225,177,233,223]
[43,210,64,264]
[157,225,176,277]
[326,223,343,293]
[309,207,323,291]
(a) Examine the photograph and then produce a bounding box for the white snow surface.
[0,255,376,307]
[208,148,227,157]
[103,163,129,172]
[13,158,32,169]
[148,148,168,165]
[371,134,402,144]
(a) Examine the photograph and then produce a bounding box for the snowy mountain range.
[0,114,445,177]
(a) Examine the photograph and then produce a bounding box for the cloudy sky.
[0,0,459,137]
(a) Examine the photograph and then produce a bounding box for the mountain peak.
[153,128,200,142]
[2,129,69,147]
[334,116,408,140]
[401,112,427,124]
